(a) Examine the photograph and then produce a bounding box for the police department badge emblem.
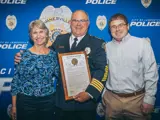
[96,15,107,31]
[40,5,72,47]
[71,58,78,66]
[141,0,152,8]
[7,104,12,118]
[85,47,91,55]
[96,102,105,117]
[6,15,17,30]
[51,31,61,42]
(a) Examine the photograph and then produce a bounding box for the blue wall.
[0,0,160,119]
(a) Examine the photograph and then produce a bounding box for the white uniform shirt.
[69,34,85,49]
[105,33,159,105]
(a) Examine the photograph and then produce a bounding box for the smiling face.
[70,10,90,37]
[30,27,48,46]
[29,20,49,46]
[109,13,129,42]
[110,19,129,42]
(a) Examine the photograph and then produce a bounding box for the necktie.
[71,37,78,50]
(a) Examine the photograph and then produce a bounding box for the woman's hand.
[11,106,16,120]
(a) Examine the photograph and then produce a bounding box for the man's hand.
[74,92,91,102]
[141,102,154,115]
[14,50,23,64]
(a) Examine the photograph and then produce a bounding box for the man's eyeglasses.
[71,19,89,23]
[110,23,127,31]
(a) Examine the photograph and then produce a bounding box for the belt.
[107,88,145,97]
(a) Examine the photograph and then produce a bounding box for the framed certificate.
[58,51,91,100]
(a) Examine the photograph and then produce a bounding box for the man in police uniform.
[52,10,108,120]
[14,10,108,120]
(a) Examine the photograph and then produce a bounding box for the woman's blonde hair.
[29,20,49,45]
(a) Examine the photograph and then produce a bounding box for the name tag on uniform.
[58,46,64,48]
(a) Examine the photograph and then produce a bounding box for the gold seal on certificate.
[58,51,91,100]
[71,58,78,65]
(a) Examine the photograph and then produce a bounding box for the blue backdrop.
[0,0,160,119]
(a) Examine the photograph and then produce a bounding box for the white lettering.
[0,44,27,49]
[85,0,116,4]
[8,68,12,74]
[130,21,160,27]
[0,78,12,94]
[0,68,6,74]
[15,0,23,4]
[130,22,136,26]
[7,0,14,4]
[86,0,92,4]
[0,0,6,4]
[0,68,13,75]
[0,0,26,4]
[155,22,160,26]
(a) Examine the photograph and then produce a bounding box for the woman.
[11,20,59,120]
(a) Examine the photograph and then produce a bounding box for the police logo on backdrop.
[7,104,12,118]
[96,15,107,31]
[51,31,61,42]
[96,102,105,117]
[40,5,72,47]
[6,15,17,30]
[141,0,152,8]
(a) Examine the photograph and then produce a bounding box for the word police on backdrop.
[85,0,117,4]
[0,0,27,4]
[130,19,160,27]
[0,42,28,49]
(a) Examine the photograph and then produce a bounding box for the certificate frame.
[58,51,91,100]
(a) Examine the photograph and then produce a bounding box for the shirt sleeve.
[11,50,28,96]
[11,64,21,96]
[142,39,159,105]
[86,40,108,101]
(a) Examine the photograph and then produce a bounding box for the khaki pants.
[102,90,150,120]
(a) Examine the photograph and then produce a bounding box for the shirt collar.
[71,34,85,42]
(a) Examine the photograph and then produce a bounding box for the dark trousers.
[55,107,96,120]
[16,93,56,120]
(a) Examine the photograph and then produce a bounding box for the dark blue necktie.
[71,37,78,50]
